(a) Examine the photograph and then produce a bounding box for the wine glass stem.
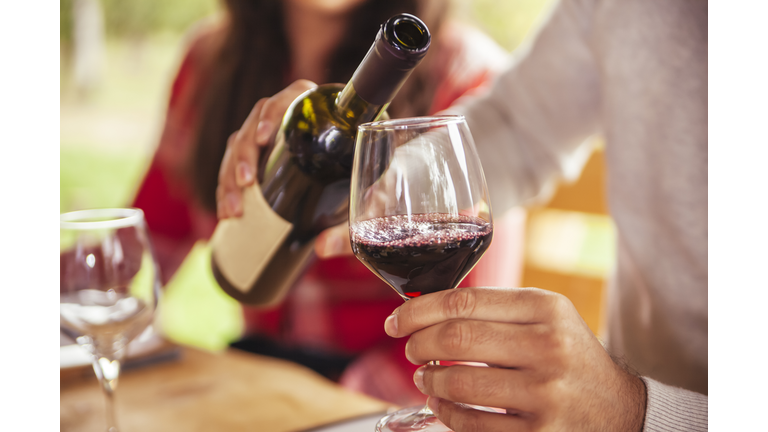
[92,355,122,432]
[420,360,440,415]
[103,386,118,432]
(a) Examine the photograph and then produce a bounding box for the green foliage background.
[60,0,218,41]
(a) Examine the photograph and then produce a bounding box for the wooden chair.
[521,141,612,337]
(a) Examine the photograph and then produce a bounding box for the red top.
[132,20,521,406]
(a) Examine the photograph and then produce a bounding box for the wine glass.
[349,115,493,432]
[60,208,161,432]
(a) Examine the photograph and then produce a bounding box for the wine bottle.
[210,13,431,305]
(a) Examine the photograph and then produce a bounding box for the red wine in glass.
[351,213,492,299]
[350,115,493,432]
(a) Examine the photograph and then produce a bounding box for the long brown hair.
[191,0,447,212]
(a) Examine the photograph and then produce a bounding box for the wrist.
[622,372,647,432]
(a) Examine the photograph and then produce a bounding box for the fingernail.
[413,366,425,392]
[227,192,242,216]
[255,121,273,144]
[427,397,441,414]
[236,162,254,186]
[384,312,398,336]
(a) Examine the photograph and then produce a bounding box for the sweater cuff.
[641,377,708,431]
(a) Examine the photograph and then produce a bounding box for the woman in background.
[132,0,516,406]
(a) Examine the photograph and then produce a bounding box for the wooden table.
[60,347,393,431]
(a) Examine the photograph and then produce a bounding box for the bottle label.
[210,185,293,294]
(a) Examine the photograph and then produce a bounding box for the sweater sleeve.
[641,377,707,431]
[447,0,602,215]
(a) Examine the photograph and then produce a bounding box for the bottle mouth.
[383,13,430,55]
[391,16,429,50]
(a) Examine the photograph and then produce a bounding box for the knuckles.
[442,402,484,432]
[440,367,508,404]
[536,325,564,356]
[546,291,575,322]
[441,320,473,357]
[531,324,573,376]
[444,288,477,320]
[527,372,564,413]
[442,367,475,401]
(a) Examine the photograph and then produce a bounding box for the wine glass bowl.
[349,115,493,431]
[60,208,161,432]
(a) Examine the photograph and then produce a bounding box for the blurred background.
[60,0,614,350]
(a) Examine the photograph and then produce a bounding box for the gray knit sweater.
[451,0,707,429]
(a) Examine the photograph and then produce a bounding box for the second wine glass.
[60,208,161,432]
[349,115,493,432]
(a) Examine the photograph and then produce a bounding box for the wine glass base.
[375,406,452,432]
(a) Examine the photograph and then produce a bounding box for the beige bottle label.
[210,185,293,294]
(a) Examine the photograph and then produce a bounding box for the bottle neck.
[334,13,430,125]
[334,82,389,125]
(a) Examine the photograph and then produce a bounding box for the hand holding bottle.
[211,13,431,305]
[216,79,318,220]
[214,79,358,267]
[214,78,367,260]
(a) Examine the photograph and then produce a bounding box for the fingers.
[243,79,317,147]
[234,98,268,185]
[387,287,568,338]
[216,131,245,219]
[387,287,645,431]
[215,79,318,220]
[405,319,557,368]
[417,364,540,414]
[428,397,531,432]
[216,98,269,220]
[315,222,353,258]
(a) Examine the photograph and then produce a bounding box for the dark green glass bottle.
[212,13,431,305]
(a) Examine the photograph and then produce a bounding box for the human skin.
[385,286,647,432]
[214,77,395,257]
[215,79,317,220]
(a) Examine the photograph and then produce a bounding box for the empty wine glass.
[60,208,161,432]
[349,115,493,432]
